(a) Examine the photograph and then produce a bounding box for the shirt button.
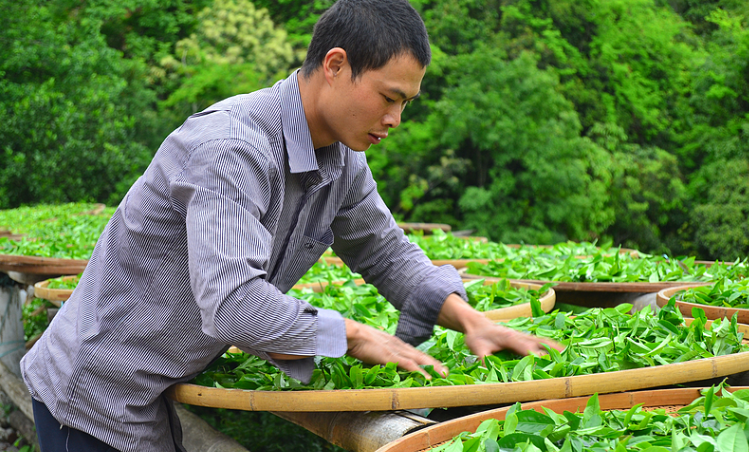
[304,243,314,250]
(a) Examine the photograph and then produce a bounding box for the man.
[22,0,561,450]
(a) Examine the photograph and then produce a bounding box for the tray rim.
[459,268,715,293]
[657,283,749,323]
[374,386,749,452]
[167,319,749,412]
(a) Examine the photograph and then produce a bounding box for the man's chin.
[344,141,372,152]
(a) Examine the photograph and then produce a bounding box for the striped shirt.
[21,70,467,452]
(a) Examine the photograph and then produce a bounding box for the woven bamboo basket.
[502,244,640,257]
[319,256,492,270]
[478,280,555,321]
[291,278,556,321]
[460,258,734,296]
[657,284,749,323]
[459,268,711,294]
[0,203,108,275]
[292,278,368,292]
[33,275,81,307]
[167,319,749,412]
[0,230,24,241]
[397,223,452,234]
[0,254,88,275]
[375,386,749,452]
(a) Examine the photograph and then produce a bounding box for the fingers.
[466,323,565,360]
[382,342,448,378]
[344,320,448,379]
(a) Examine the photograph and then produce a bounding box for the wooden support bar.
[272,410,436,452]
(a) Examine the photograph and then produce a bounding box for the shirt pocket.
[275,228,335,292]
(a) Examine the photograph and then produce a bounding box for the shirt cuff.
[314,308,348,358]
[239,308,347,384]
[395,265,467,346]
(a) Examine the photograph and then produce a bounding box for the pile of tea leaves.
[0,203,114,259]
[671,278,749,309]
[433,384,749,452]
[192,283,746,391]
[467,252,748,284]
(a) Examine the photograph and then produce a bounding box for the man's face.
[325,53,426,152]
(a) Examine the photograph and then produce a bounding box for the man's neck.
[297,71,334,150]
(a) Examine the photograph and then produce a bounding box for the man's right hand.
[343,319,447,379]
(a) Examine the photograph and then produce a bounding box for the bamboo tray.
[30,274,556,321]
[657,284,749,323]
[459,268,712,293]
[375,386,749,452]
[502,244,640,257]
[319,256,492,270]
[0,230,24,241]
[479,280,555,321]
[0,254,89,275]
[292,278,368,292]
[166,319,749,412]
[33,275,80,307]
[397,223,451,234]
[291,278,555,321]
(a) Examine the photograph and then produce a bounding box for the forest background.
[1,0,748,261]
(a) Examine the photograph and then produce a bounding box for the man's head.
[301,0,431,80]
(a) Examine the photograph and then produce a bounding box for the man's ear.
[322,47,348,85]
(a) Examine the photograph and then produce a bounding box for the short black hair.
[301,0,431,79]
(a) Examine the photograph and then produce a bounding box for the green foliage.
[67,0,215,142]
[394,48,613,243]
[70,0,212,64]
[185,406,345,452]
[0,203,114,259]
[251,0,332,55]
[23,297,56,343]
[414,0,504,56]
[0,1,156,208]
[367,0,749,260]
[193,300,747,391]
[588,123,689,254]
[2,0,749,260]
[46,274,82,290]
[407,229,628,260]
[467,250,749,283]
[676,10,749,260]
[295,261,360,284]
[434,384,749,452]
[158,0,296,120]
[673,278,749,308]
[686,159,749,260]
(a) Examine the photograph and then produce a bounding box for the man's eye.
[383,95,395,104]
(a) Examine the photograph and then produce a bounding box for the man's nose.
[383,104,402,129]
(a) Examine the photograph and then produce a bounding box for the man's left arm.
[436,294,564,358]
[330,156,465,346]
[330,154,564,357]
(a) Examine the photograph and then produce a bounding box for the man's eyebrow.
[390,88,421,101]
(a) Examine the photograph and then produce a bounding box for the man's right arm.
[170,138,348,381]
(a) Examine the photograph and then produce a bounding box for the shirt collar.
[280,70,345,174]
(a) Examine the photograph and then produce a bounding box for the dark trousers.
[32,398,119,452]
[32,397,186,452]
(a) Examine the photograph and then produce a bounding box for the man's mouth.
[368,132,387,144]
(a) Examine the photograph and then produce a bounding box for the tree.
[0,1,154,208]
[373,49,614,243]
[157,0,296,120]
[677,9,749,259]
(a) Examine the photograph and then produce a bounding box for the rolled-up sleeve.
[331,155,467,345]
[170,138,347,380]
